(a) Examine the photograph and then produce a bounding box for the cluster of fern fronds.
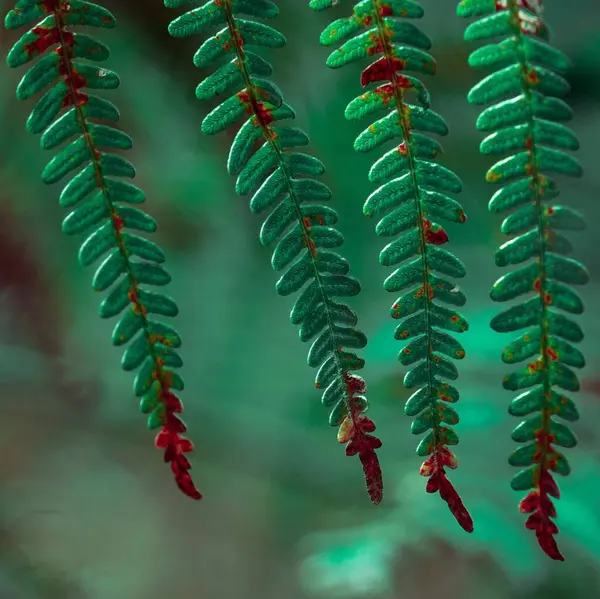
[458,0,588,560]
[2,0,590,563]
[4,0,200,500]
[165,0,384,503]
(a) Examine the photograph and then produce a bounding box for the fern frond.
[165,0,383,504]
[310,0,473,531]
[458,0,588,560]
[5,0,201,500]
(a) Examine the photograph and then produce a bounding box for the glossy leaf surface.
[459,0,587,561]
[312,0,472,531]
[5,0,200,500]
[166,0,383,504]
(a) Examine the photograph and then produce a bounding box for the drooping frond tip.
[311,0,473,531]
[5,0,201,500]
[165,0,383,504]
[458,0,588,560]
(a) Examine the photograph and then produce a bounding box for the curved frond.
[165,0,383,504]
[5,0,201,500]
[311,0,473,531]
[458,0,588,560]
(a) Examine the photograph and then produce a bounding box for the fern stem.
[506,0,558,558]
[369,0,439,447]
[7,0,201,500]
[459,0,588,560]
[220,0,383,503]
[366,0,471,529]
[50,6,172,401]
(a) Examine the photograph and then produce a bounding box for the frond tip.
[312,0,472,530]
[459,0,588,560]
[166,0,383,503]
[5,0,201,500]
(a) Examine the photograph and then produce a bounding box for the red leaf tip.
[423,460,473,533]
[520,484,564,561]
[360,449,383,504]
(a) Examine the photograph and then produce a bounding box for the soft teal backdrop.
[0,2,599,598]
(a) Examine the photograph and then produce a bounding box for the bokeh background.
[1,1,600,598]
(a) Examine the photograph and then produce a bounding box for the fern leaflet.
[165,0,383,504]
[458,0,589,560]
[4,0,201,500]
[310,0,473,531]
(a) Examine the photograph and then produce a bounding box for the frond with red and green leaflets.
[457,0,589,561]
[309,0,473,531]
[4,0,201,500]
[165,0,383,504]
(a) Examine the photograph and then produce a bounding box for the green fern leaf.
[165,0,383,504]
[5,0,201,500]
[311,0,473,531]
[458,0,589,561]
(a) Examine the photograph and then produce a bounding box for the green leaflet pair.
[3,0,588,563]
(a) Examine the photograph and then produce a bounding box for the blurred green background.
[0,1,599,598]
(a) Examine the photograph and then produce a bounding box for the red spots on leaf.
[344,372,367,396]
[366,33,385,57]
[425,283,435,300]
[361,56,406,86]
[525,135,534,151]
[128,287,148,317]
[59,63,88,96]
[380,4,393,17]
[420,447,458,476]
[527,68,540,85]
[372,83,394,104]
[26,25,61,58]
[111,211,124,232]
[237,90,253,113]
[397,141,408,156]
[423,220,449,245]
[302,231,318,257]
[396,75,413,90]
[40,0,60,11]
[254,101,274,126]
[62,90,88,109]
[533,278,552,304]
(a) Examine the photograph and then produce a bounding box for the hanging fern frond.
[309,0,473,531]
[458,0,588,560]
[165,0,383,504]
[4,0,201,500]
